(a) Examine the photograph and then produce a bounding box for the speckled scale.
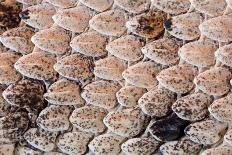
[184,119,227,145]
[0,27,34,54]
[224,129,232,146]
[215,43,232,67]
[16,0,42,5]
[141,38,180,66]
[103,108,146,137]
[0,112,29,143]
[81,80,121,109]
[122,61,161,88]
[190,0,227,17]
[138,87,176,117]
[121,138,160,155]
[157,65,195,94]
[126,11,165,38]
[194,67,231,96]
[53,5,94,33]
[208,94,232,122]
[57,132,93,155]
[178,40,217,68]
[0,52,21,85]
[164,12,202,40]
[172,93,212,121]
[0,144,15,155]
[3,79,44,110]
[44,152,65,155]
[0,88,15,117]
[54,54,93,81]
[201,146,232,155]
[14,52,56,81]
[199,15,232,42]
[31,26,70,55]
[89,9,127,36]
[116,86,146,107]
[69,106,107,133]
[114,0,150,14]
[88,133,126,155]
[94,57,127,81]
[79,0,113,12]
[20,3,56,30]
[47,0,77,8]
[36,105,72,132]
[15,146,43,155]
[152,0,190,15]
[148,113,189,141]
[70,31,107,57]
[44,79,84,106]
[106,35,143,62]
[24,128,58,152]
[160,137,202,155]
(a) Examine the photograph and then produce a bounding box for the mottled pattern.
[15,146,42,155]
[94,56,127,81]
[0,144,15,155]
[47,0,77,8]
[215,43,232,67]
[57,132,93,155]
[79,0,113,12]
[24,127,58,152]
[70,106,107,133]
[201,146,232,155]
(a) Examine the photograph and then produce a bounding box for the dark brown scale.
[164,19,173,31]
[148,113,189,141]
[19,9,30,20]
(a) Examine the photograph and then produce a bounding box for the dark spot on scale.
[164,19,173,31]
[19,10,30,20]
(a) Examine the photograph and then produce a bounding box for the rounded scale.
[121,138,160,155]
[178,40,217,68]
[81,80,121,109]
[126,11,165,38]
[138,87,176,117]
[157,65,195,94]
[70,31,107,57]
[0,27,34,54]
[79,0,113,12]
[190,0,227,17]
[224,129,232,146]
[172,93,212,121]
[0,144,15,155]
[47,0,78,8]
[2,79,44,110]
[184,119,227,145]
[160,137,202,155]
[54,54,93,81]
[114,0,150,14]
[56,132,93,155]
[164,12,202,40]
[31,26,70,55]
[69,105,107,134]
[152,0,190,15]
[116,86,146,107]
[141,38,180,66]
[103,108,146,137]
[199,15,232,42]
[215,43,232,67]
[106,35,143,62]
[148,113,189,142]
[16,0,42,5]
[194,67,231,96]
[52,5,94,33]
[94,56,127,81]
[15,146,43,155]
[14,52,56,81]
[122,61,162,89]
[89,9,127,36]
[23,127,58,152]
[19,3,56,30]
[0,52,21,85]
[88,133,126,155]
[208,94,232,123]
[0,112,29,143]
[201,146,232,155]
[36,105,72,132]
[44,79,84,106]
[0,88,15,117]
